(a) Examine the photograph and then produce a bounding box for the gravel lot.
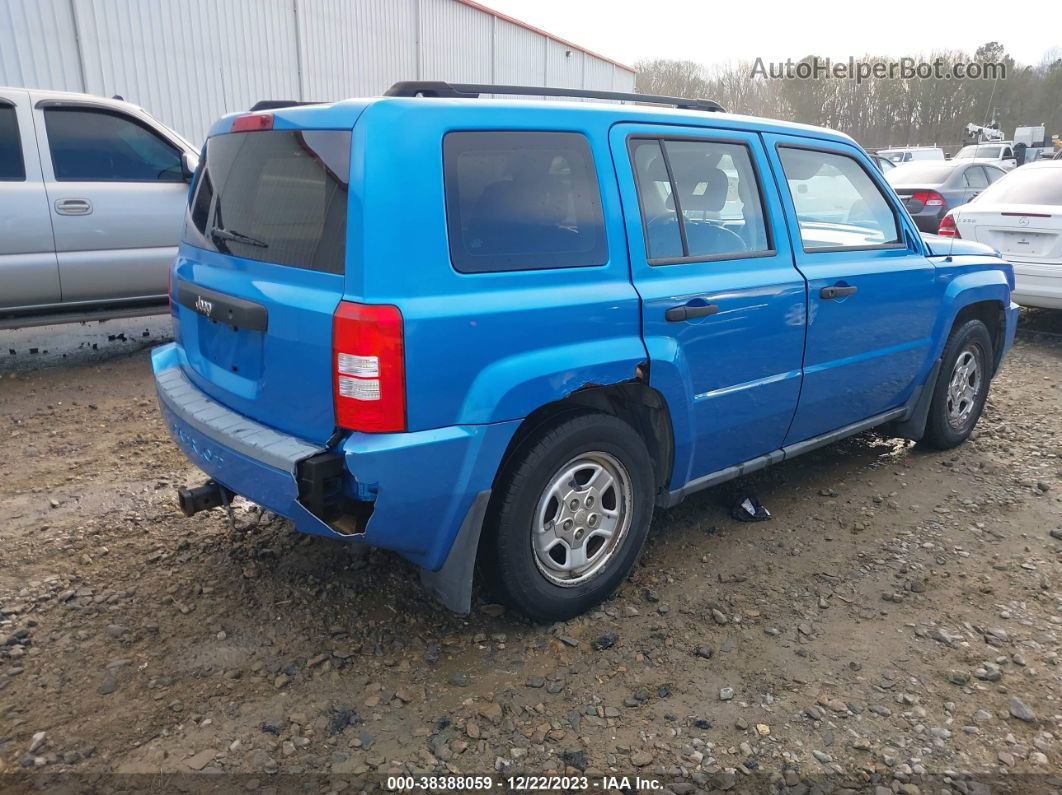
[1,312,1060,793]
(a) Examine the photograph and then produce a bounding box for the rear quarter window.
[0,105,26,181]
[443,131,608,273]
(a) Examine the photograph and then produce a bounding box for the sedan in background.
[939,161,1062,309]
[871,154,896,173]
[886,160,1006,233]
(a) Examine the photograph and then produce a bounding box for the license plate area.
[997,230,1054,257]
[196,315,263,380]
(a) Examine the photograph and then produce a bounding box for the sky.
[481,0,1062,70]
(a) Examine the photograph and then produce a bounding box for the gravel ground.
[0,311,1060,793]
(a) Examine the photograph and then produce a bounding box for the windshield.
[887,164,954,185]
[975,166,1062,205]
[185,129,351,273]
[955,145,1001,159]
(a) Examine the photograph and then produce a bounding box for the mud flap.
[891,358,942,442]
[418,490,491,614]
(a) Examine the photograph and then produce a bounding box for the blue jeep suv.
[153,82,1018,621]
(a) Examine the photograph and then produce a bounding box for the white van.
[877,146,946,164]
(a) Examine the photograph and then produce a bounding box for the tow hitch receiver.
[177,480,234,517]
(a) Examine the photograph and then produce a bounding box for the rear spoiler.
[248,100,321,112]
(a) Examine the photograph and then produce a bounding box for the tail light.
[231,112,274,133]
[333,302,406,433]
[912,190,946,208]
[938,213,960,237]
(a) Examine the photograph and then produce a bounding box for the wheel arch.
[491,378,676,504]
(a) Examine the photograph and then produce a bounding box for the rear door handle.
[55,198,93,216]
[820,285,858,300]
[665,303,719,322]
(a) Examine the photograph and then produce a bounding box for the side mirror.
[180,151,199,182]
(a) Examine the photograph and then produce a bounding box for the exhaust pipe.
[177,480,233,517]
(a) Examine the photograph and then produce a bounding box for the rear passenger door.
[0,89,60,311]
[611,124,807,487]
[764,135,938,444]
[32,98,188,304]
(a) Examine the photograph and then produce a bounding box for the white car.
[939,161,1062,308]
[952,143,1018,171]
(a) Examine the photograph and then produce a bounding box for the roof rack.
[384,81,725,113]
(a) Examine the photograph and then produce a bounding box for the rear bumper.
[152,343,518,573]
[1011,262,1062,309]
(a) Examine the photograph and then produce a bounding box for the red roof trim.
[453,0,637,74]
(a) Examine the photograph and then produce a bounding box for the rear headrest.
[665,154,730,213]
[467,178,568,250]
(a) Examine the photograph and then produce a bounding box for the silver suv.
[0,88,197,328]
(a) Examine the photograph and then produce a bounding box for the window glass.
[984,166,1004,183]
[956,145,1001,160]
[186,130,351,274]
[963,166,989,188]
[887,164,953,184]
[975,166,1062,205]
[0,106,25,181]
[630,138,769,262]
[44,107,183,181]
[778,147,900,250]
[630,139,682,259]
[443,132,607,273]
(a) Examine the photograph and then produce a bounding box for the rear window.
[443,131,607,273]
[0,105,26,181]
[887,164,955,185]
[975,166,1062,205]
[186,129,351,274]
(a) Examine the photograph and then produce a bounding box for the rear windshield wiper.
[210,225,269,249]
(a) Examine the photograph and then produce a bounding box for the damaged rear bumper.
[152,343,518,611]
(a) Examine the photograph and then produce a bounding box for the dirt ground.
[1,312,1060,794]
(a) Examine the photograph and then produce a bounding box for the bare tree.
[633,47,1061,152]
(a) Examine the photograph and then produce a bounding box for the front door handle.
[820,285,858,300]
[665,303,719,322]
[55,198,93,216]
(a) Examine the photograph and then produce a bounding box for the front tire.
[920,319,993,450]
[481,412,655,622]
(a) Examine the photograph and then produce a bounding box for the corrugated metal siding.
[613,66,636,93]
[0,0,83,91]
[418,0,492,83]
[493,19,545,87]
[298,0,416,100]
[0,0,637,142]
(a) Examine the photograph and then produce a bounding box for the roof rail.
[248,100,321,112]
[384,81,726,113]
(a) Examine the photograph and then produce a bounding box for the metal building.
[0,0,636,143]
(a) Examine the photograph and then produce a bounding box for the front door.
[32,98,188,304]
[610,124,807,487]
[763,135,939,444]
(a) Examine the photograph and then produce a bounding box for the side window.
[629,138,770,263]
[443,131,607,273]
[0,105,26,181]
[984,166,1004,184]
[1003,147,1013,159]
[44,107,183,182]
[964,166,989,189]
[778,147,900,250]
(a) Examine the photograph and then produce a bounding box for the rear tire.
[481,412,655,622]
[919,319,993,450]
